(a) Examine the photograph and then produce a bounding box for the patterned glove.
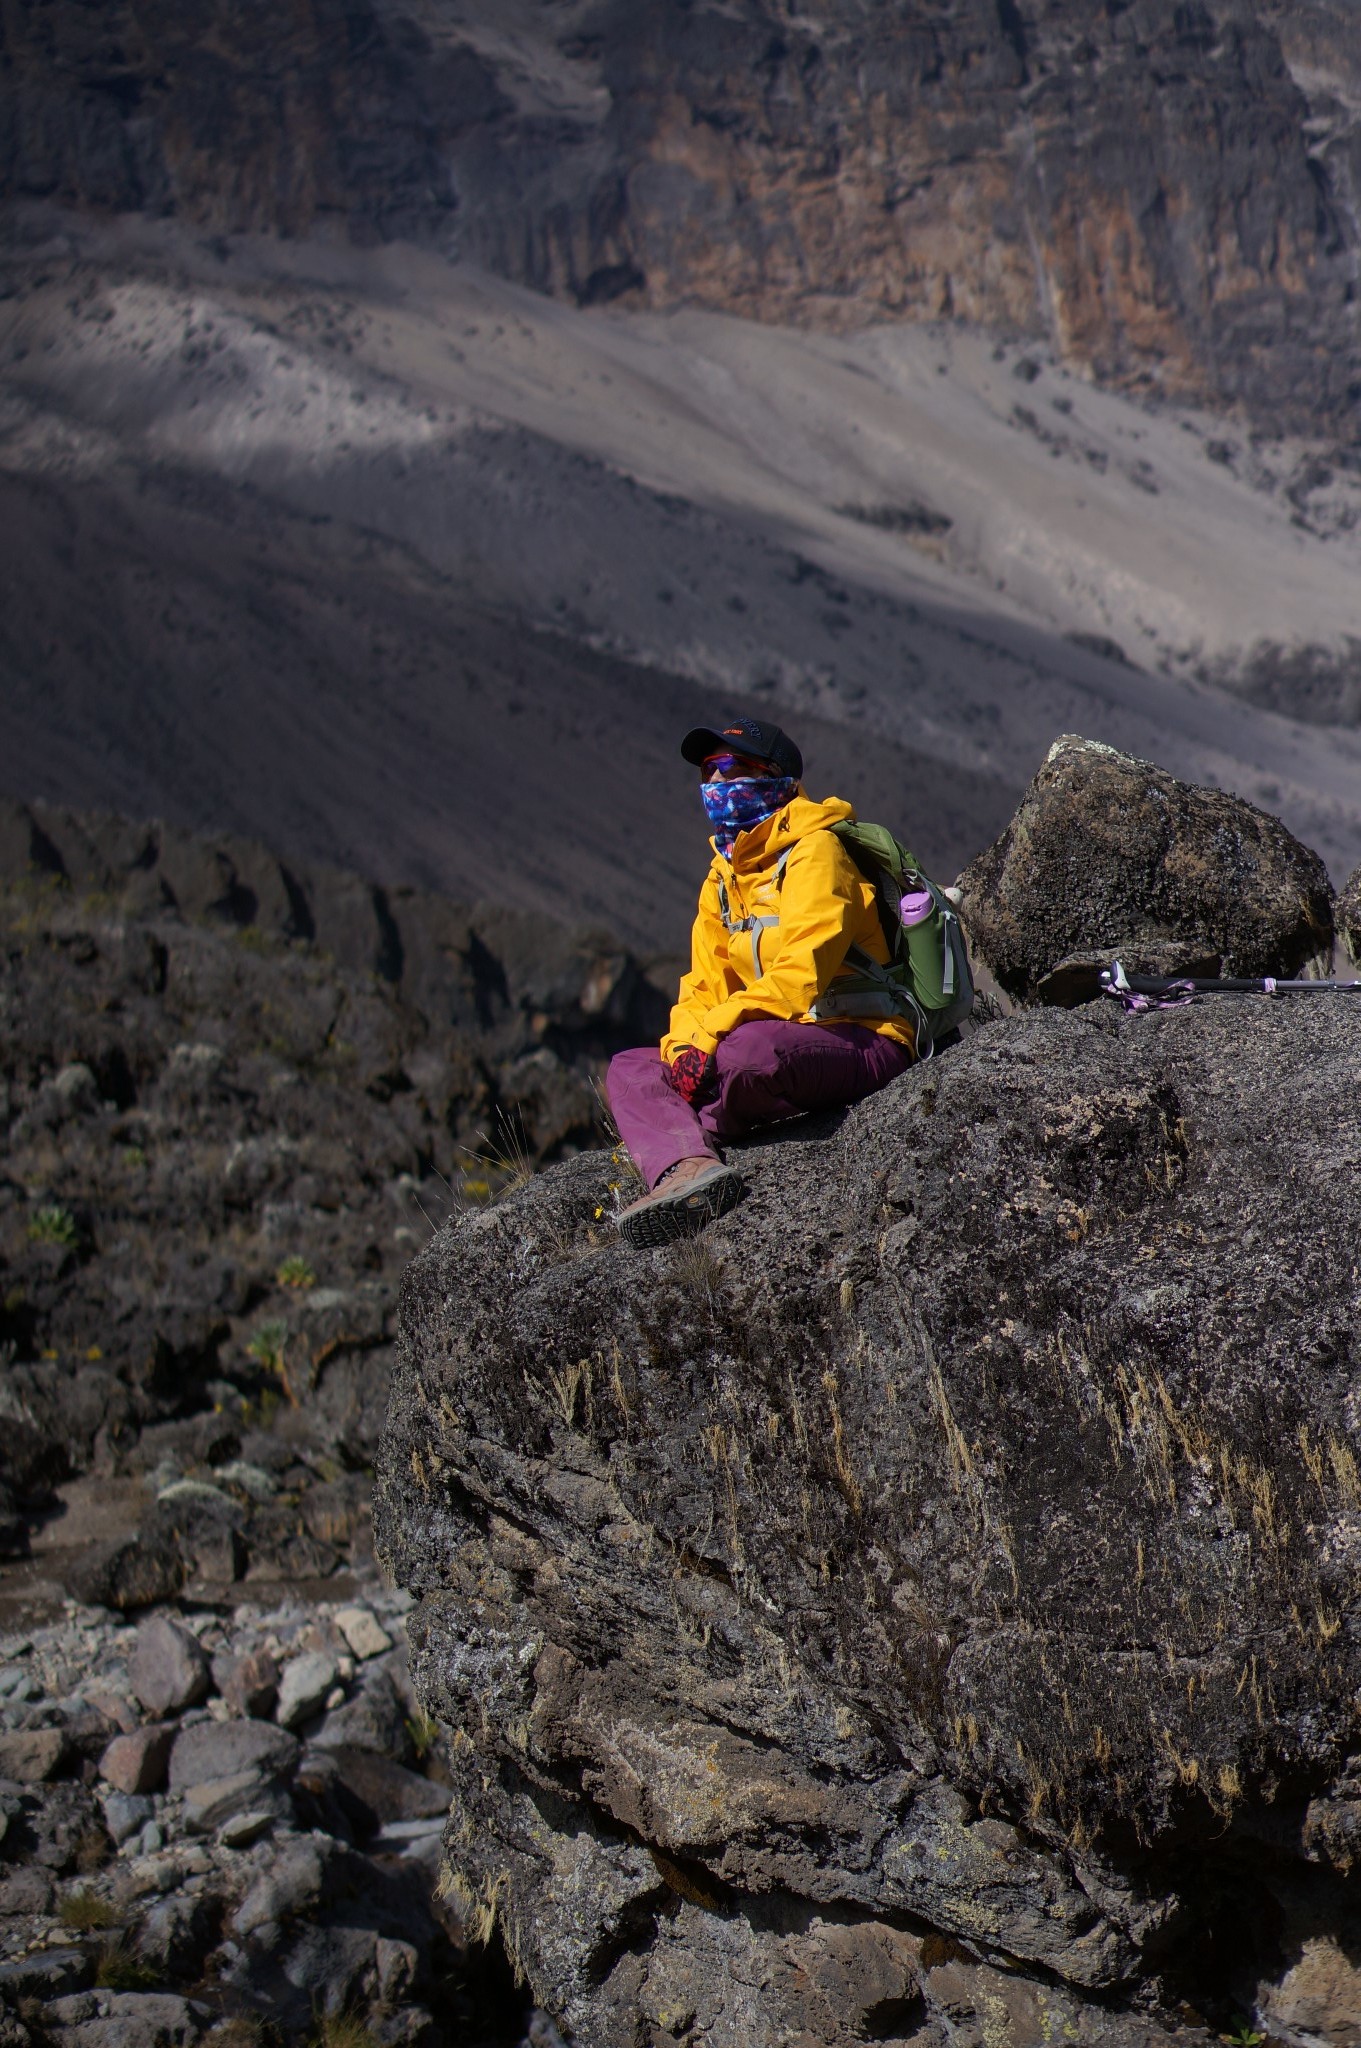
[668,1046,719,1107]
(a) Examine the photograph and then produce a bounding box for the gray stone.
[0,1726,67,1782]
[322,1744,449,1823]
[333,1606,392,1661]
[100,1789,153,1845]
[217,1807,276,1849]
[99,1724,173,1795]
[275,1649,339,1730]
[210,1647,278,1719]
[131,1617,211,1717]
[376,988,1361,2045]
[232,1836,330,1936]
[0,1947,92,1997]
[181,1768,286,1834]
[41,1989,208,2046]
[168,1718,298,1793]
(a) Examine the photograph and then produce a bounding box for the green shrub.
[27,1204,79,1248]
[245,1318,299,1407]
[276,1254,316,1290]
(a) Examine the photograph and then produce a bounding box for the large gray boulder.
[955,735,1334,1002]
[377,994,1361,2048]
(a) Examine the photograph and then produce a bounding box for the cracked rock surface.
[378,989,1361,2047]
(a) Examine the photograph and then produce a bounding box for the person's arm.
[687,831,868,1053]
[661,868,741,1062]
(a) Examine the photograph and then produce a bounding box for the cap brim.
[681,727,727,767]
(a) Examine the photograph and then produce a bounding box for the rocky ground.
[0,804,668,2041]
[0,1589,543,2043]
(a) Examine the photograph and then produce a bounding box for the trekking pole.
[1100,960,1361,1012]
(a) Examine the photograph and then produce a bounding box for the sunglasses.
[702,752,772,781]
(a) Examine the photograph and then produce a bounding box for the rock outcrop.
[2,2,1360,429]
[0,796,665,1077]
[378,941,1361,2044]
[956,734,1335,1003]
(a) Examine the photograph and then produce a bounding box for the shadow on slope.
[0,462,1022,953]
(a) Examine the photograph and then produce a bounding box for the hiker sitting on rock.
[609,718,952,1248]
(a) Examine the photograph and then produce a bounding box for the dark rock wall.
[3,1,1360,427]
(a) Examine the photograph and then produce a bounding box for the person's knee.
[714,1024,781,1085]
[606,1046,665,1113]
[608,1046,661,1085]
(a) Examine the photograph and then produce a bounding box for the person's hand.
[668,1046,718,1107]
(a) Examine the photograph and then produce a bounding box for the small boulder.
[99,1790,154,1845]
[210,1647,278,1719]
[333,1606,392,1662]
[955,733,1334,1002]
[276,1649,339,1730]
[232,1835,330,1936]
[322,1744,449,1826]
[131,1616,211,1717]
[63,1534,184,1612]
[99,1724,174,1796]
[0,1727,67,1782]
[168,1717,298,1794]
[181,1767,285,1834]
[217,1807,275,1850]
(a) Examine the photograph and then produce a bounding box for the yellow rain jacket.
[662,794,917,1061]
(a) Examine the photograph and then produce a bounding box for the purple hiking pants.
[606,1018,913,1190]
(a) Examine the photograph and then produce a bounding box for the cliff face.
[2,0,1359,429]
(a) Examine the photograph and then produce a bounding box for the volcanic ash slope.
[5,218,1361,924]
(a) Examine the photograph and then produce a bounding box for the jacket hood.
[712,793,855,873]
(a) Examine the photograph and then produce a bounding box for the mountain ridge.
[4,1,1361,429]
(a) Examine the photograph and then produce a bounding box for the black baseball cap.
[681,718,803,780]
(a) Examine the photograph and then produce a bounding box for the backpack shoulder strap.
[716,851,792,978]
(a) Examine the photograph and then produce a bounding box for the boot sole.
[617,1169,743,1248]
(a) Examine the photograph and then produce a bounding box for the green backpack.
[817,821,975,1053]
[714,820,976,1055]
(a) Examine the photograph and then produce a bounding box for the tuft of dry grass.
[668,1233,726,1309]
[58,1889,119,1932]
[310,2015,380,2048]
[94,1935,157,1989]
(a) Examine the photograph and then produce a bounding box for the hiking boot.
[616,1155,742,1248]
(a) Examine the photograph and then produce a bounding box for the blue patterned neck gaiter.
[701,774,798,857]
